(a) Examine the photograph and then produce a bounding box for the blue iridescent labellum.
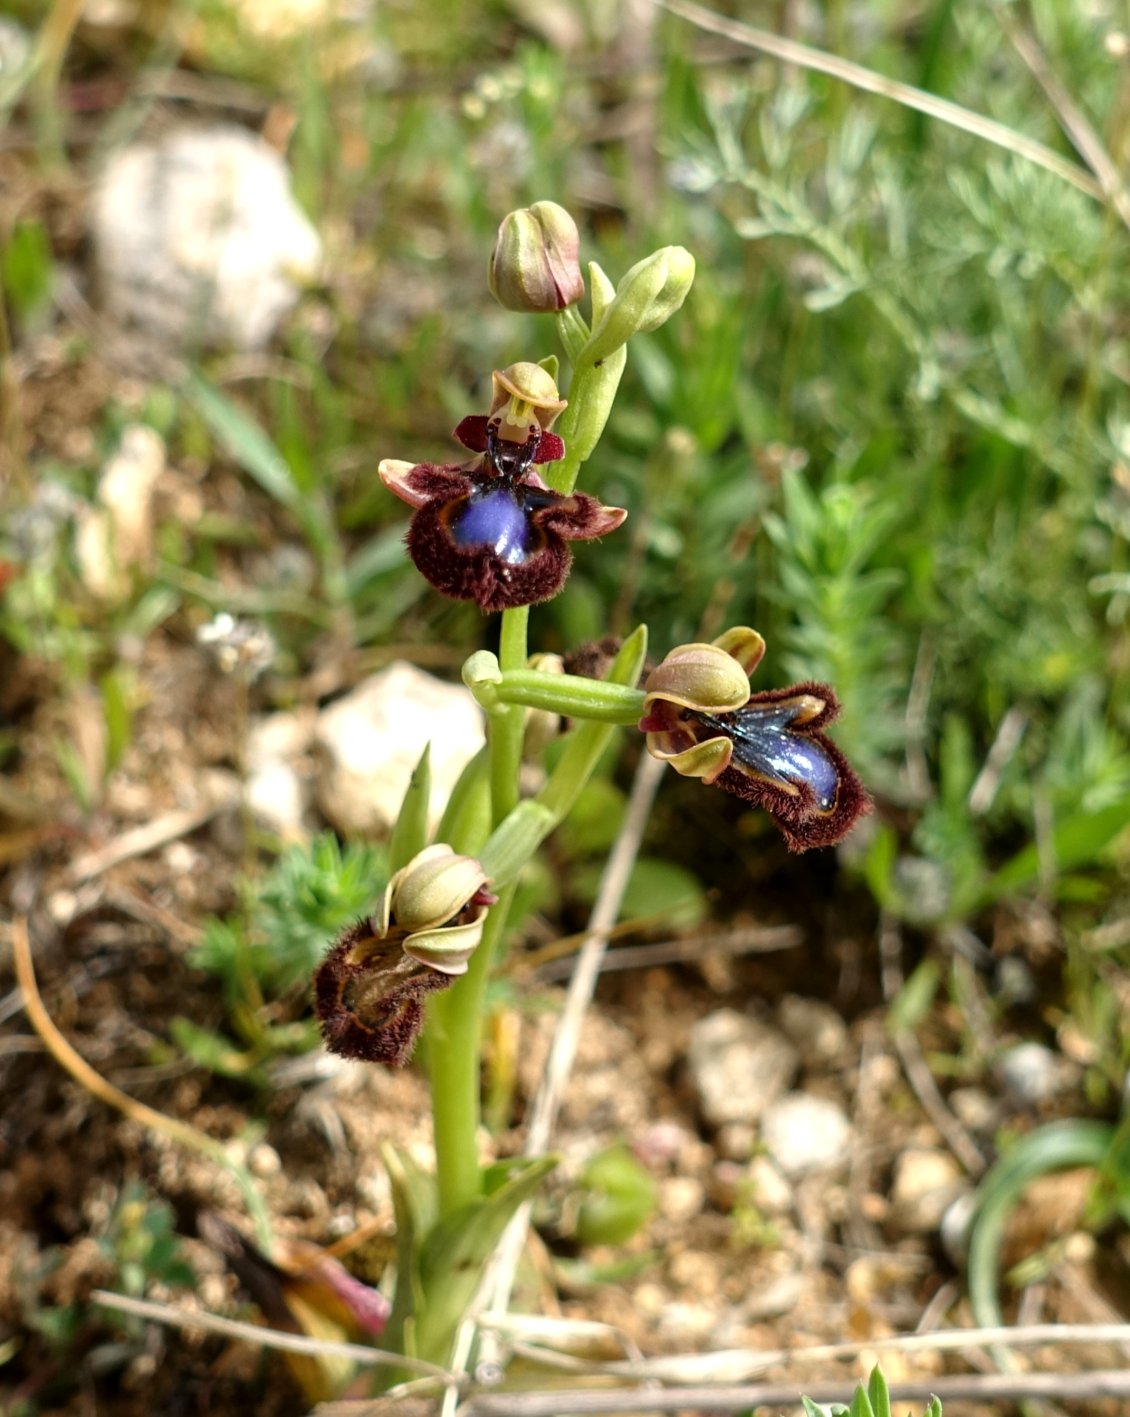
[698,703,839,812]
[450,486,534,564]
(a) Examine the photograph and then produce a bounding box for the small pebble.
[760,1093,851,1177]
[687,1010,799,1129]
[995,1041,1074,1105]
[889,1148,967,1235]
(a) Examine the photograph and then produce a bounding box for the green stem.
[542,346,628,495]
[427,609,529,1218]
[493,669,645,723]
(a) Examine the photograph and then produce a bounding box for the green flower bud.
[580,246,696,365]
[489,201,585,314]
[642,633,763,714]
[386,843,491,938]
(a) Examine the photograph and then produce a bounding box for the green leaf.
[574,1143,658,1247]
[866,1366,892,1417]
[185,371,303,514]
[390,744,431,873]
[967,1119,1113,1331]
[409,1155,557,1365]
[887,958,940,1035]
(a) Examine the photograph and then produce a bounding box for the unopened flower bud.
[582,245,696,364]
[386,843,490,939]
[643,634,762,713]
[489,201,585,314]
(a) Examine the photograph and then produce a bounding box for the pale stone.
[760,1093,851,1177]
[315,662,485,836]
[687,1010,799,1129]
[747,1155,793,1216]
[74,425,165,601]
[93,126,321,350]
[889,1148,967,1235]
[246,709,316,840]
[995,1041,1076,1105]
[778,994,848,1066]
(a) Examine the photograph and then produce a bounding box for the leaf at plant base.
[410,1155,556,1365]
[866,1365,893,1417]
[967,1119,1113,1334]
[389,744,431,873]
[379,1143,436,1360]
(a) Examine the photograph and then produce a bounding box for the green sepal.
[389,744,431,873]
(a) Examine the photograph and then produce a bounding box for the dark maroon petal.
[535,490,627,542]
[453,416,564,465]
[313,931,452,1067]
[453,415,491,453]
[532,431,565,463]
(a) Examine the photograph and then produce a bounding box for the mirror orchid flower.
[314,845,496,1066]
[639,627,870,851]
[380,363,626,613]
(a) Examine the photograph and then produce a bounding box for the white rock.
[315,662,485,837]
[760,1093,851,1177]
[248,758,309,841]
[889,1148,967,1235]
[686,1010,799,1129]
[93,126,321,350]
[995,1041,1074,1106]
[747,1155,793,1216]
[74,424,166,601]
[0,19,30,78]
[939,1189,978,1264]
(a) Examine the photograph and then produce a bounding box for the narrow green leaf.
[967,1120,1113,1331]
[184,371,303,513]
[389,744,431,872]
[887,958,940,1035]
[411,1155,557,1364]
[866,1365,892,1417]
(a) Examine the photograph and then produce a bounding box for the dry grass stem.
[90,1290,453,1384]
[878,912,985,1174]
[658,0,1105,203]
